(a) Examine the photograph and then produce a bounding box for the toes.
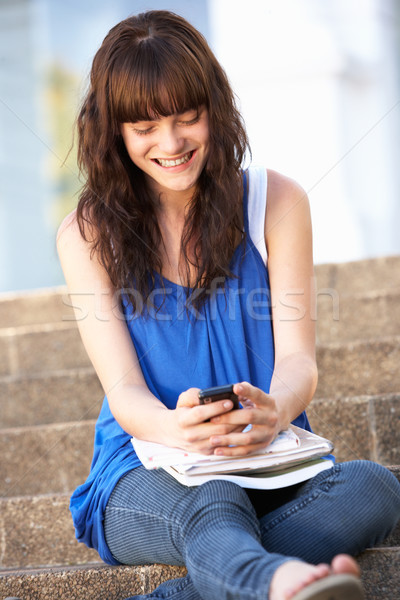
[315,563,331,578]
[331,554,360,577]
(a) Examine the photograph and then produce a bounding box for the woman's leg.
[104,466,297,600]
[258,460,400,563]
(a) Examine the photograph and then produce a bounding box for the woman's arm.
[265,169,318,430]
[57,211,167,434]
[56,210,235,451]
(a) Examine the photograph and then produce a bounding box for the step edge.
[0,419,97,436]
[0,366,96,384]
[0,286,68,303]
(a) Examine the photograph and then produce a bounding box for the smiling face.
[120,107,209,198]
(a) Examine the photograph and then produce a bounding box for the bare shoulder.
[56,208,80,247]
[56,206,110,290]
[266,170,311,237]
[267,169,309,216]
[56,207,95,253]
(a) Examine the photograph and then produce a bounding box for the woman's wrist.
[269,354,318,431]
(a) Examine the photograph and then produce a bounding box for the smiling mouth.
[153,151,194,168]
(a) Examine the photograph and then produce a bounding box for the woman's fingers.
[233,381,272,405]
[174,382,279,455]
[176,387,201,408]
[177,388,237,422]
[179,399,235,427]
[174,389,239,453]
[206,382,281,455]
[213,441,274,457]
[210,424,275,449]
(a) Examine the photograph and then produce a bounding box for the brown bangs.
[109,36,209,123]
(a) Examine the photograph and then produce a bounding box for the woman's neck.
[155,196,199,287]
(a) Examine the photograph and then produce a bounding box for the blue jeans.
[104,460,400,600]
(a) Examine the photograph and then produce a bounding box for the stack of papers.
[131,426,334,490]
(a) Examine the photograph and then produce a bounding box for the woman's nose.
[158,126,185,156]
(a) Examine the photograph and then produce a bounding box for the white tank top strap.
[247,165,268,264]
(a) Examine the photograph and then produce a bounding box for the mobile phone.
[198,384,240,409]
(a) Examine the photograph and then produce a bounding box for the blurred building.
[0,0,58,291]
[212,0,400,263]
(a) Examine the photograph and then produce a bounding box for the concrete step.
[0,550,398,600]
[358,547,400,600]
[0,256,398,329]
[0,322,91,378]
[2,396,399,497]
[315,335,400,398]
[316,288,400,344]
[0,287,73,329]
[1,421,96,497]
[2,320,400,397]
[0,563,187,600]
[0,494,98,569]
[1,469,399,571]
[3,297,400,380]
[307,393,400,465]
[0,262,399,355]
[0,368,102,429]
[314,255,400,296]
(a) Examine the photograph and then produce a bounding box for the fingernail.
[211,437,221,445]
[223,401,232,409]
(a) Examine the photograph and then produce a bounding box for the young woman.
[57,10,400,600]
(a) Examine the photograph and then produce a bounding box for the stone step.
[314,255,400,296]
[1,350,396,434]
[0,563,187,600]
[1,318,400,395]
[1,421,96,497]
[315,336,400,398]
[316,288,400,344]
[0,368,103,429]
[1,256,399,329]
[0,549,398,600]
[307,394,400,465]
[2,397,399,498]
[358,547,400,600]
[0,287,73,329]
[1,469,399,571]
[0,322,90,378]
[0,271,399,358]
[0,494,98,570]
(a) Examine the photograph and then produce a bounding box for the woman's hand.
[208,381,281,457]
[166,387,243,454]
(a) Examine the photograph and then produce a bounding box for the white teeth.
[156,152,192,167]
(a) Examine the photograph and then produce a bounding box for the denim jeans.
[104,460,400,600]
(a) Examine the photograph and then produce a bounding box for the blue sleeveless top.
[70,169,312,565]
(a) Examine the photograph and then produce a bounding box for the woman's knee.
[186,480,260,535]
[340,460,400,540]
[260,460,399,562]
[342,461,400,504]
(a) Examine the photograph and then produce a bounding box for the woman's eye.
[180,115,200,126]
[133,127,153,136]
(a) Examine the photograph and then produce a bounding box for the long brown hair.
[76,10,249,312]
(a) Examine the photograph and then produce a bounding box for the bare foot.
[269,554,360,600]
